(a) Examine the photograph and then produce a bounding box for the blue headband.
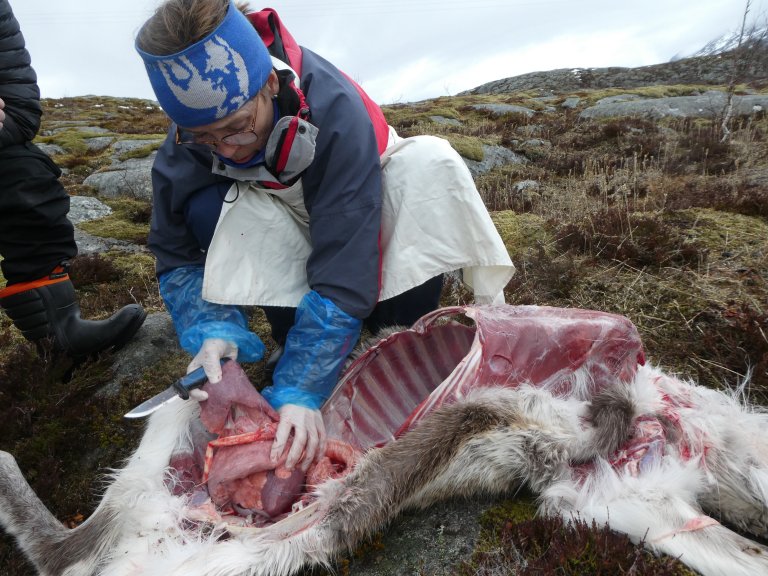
[136,1,272,127]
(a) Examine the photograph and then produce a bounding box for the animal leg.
[543,458,768,576]
[679,384,768,537]
[0,450,118,576]
[0,400,200,576]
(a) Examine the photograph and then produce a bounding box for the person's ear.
[267,70,280,97]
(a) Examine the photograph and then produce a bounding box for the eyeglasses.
[175,95,262,148]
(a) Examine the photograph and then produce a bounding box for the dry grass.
[385,93,768,397]
[0,81,766,574]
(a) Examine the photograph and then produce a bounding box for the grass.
[457,498,696,575]
[0,81,766,574]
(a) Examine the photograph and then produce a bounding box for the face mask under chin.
[216,109,318,184]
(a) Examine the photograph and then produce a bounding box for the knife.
[124,361,226,419]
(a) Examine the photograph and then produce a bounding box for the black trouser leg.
[0,143,77,284]
[364,274,444,334]
[259,276,442,383]
[262,275,444,345]
[260,306,296,383]
[261,306,297,346]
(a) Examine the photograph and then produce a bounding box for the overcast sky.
[10,0,768,106]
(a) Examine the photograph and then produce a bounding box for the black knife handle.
[172,359,230,400]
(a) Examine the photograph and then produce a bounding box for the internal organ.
[192,363,360,518]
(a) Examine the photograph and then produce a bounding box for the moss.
[490,210,552,261]
[576,84,732,105]
[117,141,163,161]
[77,197,152,244]
[425,106,461,119]
[382,105,442,130]
[35,128,112,155]
[479,497,539,528]
[441,133,486,161]
[383,98,513,133]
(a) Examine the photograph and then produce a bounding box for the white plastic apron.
[202,132,515,307]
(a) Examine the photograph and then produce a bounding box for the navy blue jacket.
[148,48,383,320]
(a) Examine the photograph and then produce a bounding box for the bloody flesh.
[169,305,645,526]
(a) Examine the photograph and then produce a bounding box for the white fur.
[2,364,768,575]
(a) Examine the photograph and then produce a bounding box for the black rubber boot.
[0,277,147,357]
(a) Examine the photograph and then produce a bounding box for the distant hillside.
[690,26,768,57]
[462,40,768,95]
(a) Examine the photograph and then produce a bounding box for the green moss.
[35,128,113,155]
[441,133,485,161]
[426,106,461,119]
[382,105,435,128]
[117,141,163,161]
[664,208,768,255]
[78,218,149,244]
[479,497,538,529]
[382,102,476,129]
[112,133,168,141]
[77,197,152,243]
[491,210,552,260]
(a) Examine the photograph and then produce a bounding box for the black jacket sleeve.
[0,0,42,147]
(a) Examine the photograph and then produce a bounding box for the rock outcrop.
[462,43,768,96]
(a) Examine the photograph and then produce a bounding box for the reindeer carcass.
[1,305,768,576]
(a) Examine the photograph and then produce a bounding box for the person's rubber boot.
[0,266,147,357]
[263,344,285,386]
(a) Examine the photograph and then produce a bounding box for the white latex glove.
[186,338,238,401]
[270,404,326,472]
[0,97,5,130]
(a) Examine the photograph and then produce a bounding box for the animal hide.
[1,305,768,576]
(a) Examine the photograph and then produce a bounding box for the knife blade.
[124,364,212,419]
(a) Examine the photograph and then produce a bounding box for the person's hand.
[270,404,326,472]
[0,97,5,131]
[186,338,238,400]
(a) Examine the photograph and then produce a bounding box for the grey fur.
[318,385,634,554]
[0,452,121,575]
[586,384,636,455]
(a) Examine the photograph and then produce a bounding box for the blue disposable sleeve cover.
[158,266,265,361]
[262,290,362,410]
